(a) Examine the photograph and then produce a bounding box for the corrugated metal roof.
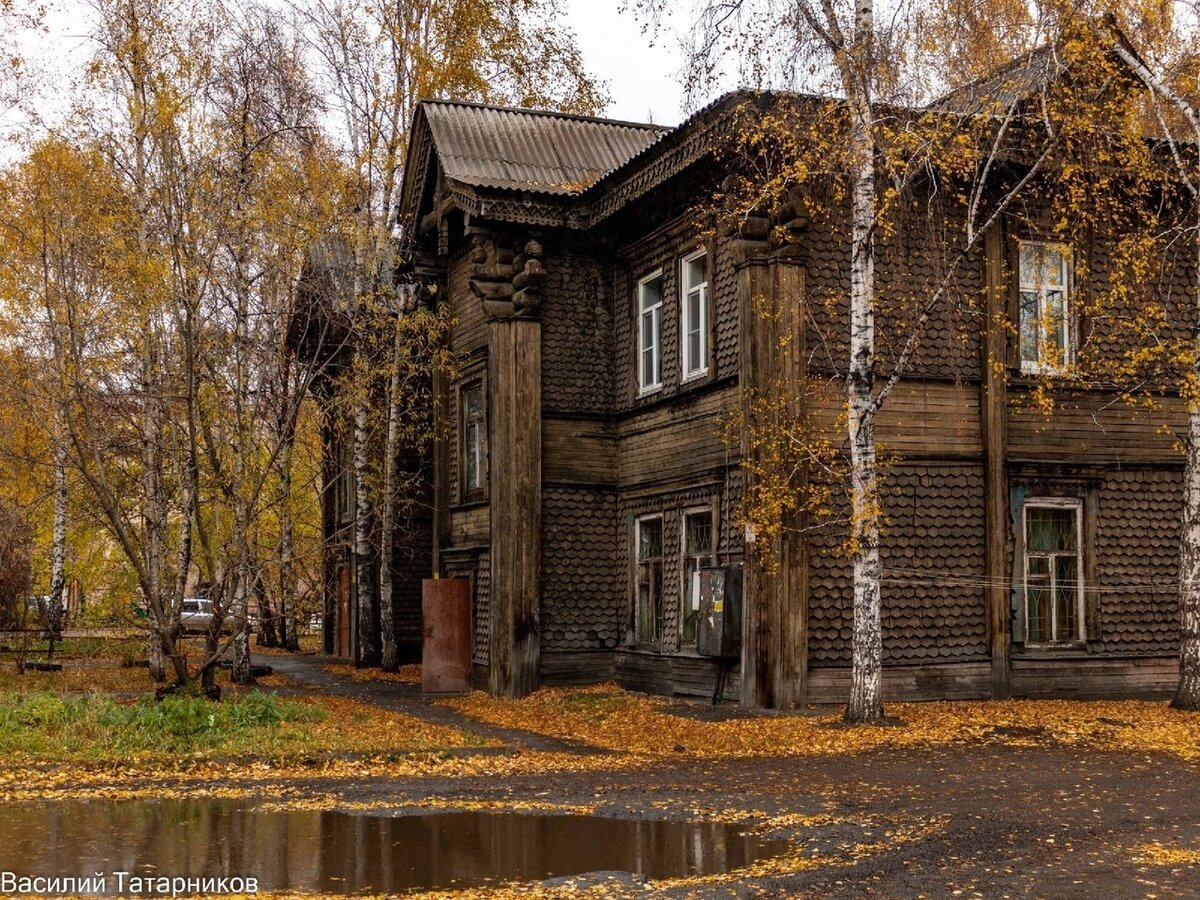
[421,100,669,195]
[932,44,1065,114]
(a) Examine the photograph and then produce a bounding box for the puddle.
[0,799,789,893]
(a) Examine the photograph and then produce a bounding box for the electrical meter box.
[696,566,742,659]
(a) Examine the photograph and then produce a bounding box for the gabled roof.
[419,100,669,195]
[932,44,1065,114]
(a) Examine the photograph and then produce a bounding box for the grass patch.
[0,688,495,764]
[0,690,324,758]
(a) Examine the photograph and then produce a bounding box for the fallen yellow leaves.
[323,662,423,685]
[444,685,1200,761]
[1132,842,1200,866]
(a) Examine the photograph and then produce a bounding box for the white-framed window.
[681,250,709,380]
[635,515,664,644]
[637,270,663,394]
[1018,241,1073,374]
[680,508,714,644]
[461,381,486,499]
[1022,497,1085,645]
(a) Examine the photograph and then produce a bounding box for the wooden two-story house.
[301,43,1191,705]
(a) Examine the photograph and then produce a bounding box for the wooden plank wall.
[487,317,542,698]
[1011,657,1179,699]
[739,253,808,709]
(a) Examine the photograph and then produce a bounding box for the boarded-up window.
[680,510,713,644]
[1023,498,1084,644]
[681,250,709,380]
[1018,242,1072,373]
[635,516,663,644]
[638,271,663,393]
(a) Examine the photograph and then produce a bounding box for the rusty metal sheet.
[422,578,472,695]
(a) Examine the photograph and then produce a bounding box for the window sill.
[1014,643,1092,658]
[681,369,709,385]
[636,385,663,399]
[451,497,489,511]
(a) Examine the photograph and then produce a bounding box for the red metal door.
[422,578,471,694]
[337,567,350,658]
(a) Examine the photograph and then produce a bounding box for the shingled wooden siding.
[391,95,1196,705]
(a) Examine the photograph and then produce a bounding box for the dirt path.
[266,652,610,756]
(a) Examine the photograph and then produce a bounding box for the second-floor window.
[1018,241,1072,373]
[638,271,663,394]
[681,250,709,379]
[461,382,486,499]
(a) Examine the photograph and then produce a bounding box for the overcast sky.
[561,1,690,125]
[4,0,699,146]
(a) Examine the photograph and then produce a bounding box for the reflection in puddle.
[0,799,789,893]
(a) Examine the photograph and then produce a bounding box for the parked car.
[180,599,234,635]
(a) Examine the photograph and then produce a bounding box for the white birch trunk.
[1173,205,1200,711]
[1177,402,1200,710]
[379,315,404,672]
[353,367,379,666]
[48,403,68,635]
[843,0,885,724]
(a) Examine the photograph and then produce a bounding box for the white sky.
[560,0,690,125]
[9,0,700,132]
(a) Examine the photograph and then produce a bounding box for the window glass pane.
[1054,555,1079,641]
[1026,556,1051,643]
[640,276,661,311]
[685,514,713,555]
[638,519,662,561]
[1026,506,1077,552]
[1019,245,1037,285]
[1040,246,1066,287]
[1045,289,1066,356]
[686,255,706,291]
[1019,291,1038,364]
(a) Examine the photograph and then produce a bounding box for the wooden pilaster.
[487,316,542,698]
[983,225,1012,698]
[739,249,809,709]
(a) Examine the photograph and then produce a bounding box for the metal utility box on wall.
[421,578,471,694]
[696,566,742,659]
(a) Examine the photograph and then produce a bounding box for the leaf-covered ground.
[4,652,1200,897]
[443,682,1200,761]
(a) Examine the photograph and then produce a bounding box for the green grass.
[0,690,326,759]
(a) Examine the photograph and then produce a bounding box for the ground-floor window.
[680,509,714,644]
[1023,497,1084,644]
[635,516,663,645]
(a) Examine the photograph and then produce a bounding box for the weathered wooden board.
[487,317,542,698]
[447,505,489,546]
[543,417,618,485]
[806,379,983,458]
[1008,390,1186,465]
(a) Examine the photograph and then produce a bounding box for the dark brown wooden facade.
[301,85,1189,704]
